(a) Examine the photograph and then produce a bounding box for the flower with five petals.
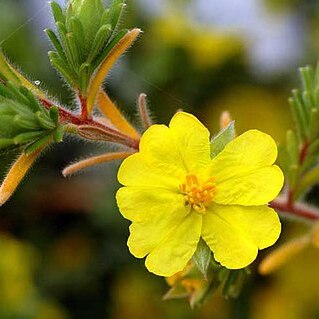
[116,112,284,277]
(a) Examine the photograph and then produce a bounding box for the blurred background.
[0,0,319,318]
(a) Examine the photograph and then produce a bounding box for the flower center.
[180,174,215,214]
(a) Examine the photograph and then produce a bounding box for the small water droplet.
[34,80,41,86]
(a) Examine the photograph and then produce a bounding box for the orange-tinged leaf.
[97,90,140,139]
[86,28,141,114]
[0,146,46,206]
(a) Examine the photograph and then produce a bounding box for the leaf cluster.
[0,78,62,153]
[47,0,127,93]
[279,65,319,199]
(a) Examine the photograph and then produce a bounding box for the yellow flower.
[116,112,284,277]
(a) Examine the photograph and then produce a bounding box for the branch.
[270,197,319,220]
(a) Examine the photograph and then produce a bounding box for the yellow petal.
[169,112,211,173]
[214,165,284,205]
[145,212,202,277]
[206,129,283,205]
[116,187,186,223]
[118,123,187,189]
[202,204,281,269]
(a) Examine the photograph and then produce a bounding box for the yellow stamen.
[97,90,140,139]
[87,28,141,114]
[180,174,215,213]
[0,147,45,206]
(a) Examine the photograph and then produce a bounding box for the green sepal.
[193,239,212,280]
[210,121,235,158]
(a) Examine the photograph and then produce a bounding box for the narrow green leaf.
[0,138,14,148]
[24,134,52,154]
[0,51,20,85]
[108,0,126,33]
[210,121,235,158]
[92,29,128,70]
[53,126,64,143]
[50,1,65,24]
[310,108,319,140]
[35,111,55,130]
[79,63,90,93]
[49,51,77,86]
[6,81,30,106]
[45,29,67,62]
[66,32,81,69]
[193,239,212,280]
[223,269,247,299]
[14,131,45,144]
[87,24,112,63]
[70,17,85,60]
[286,130,299,167]
[56,22,77,71]
[300,66,314,92]
[13,115,41,131]
[0,82,15,99]
[295,165,319,199]
[289,97,307,141]
[49,106,59,124]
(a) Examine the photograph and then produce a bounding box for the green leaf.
[193,239,212,280]
[294,165,319,199]
[13,115,41,131]
[210,121,235,158]
[24,134,52,154]
[0,52,20,85]
[13,131,45,144]
[300,66,314,92]
[0,138,14,148]
[50,1,65,24]
[53,126,64,143]
[87,24,112,63]
[45,29,67,62]
[223,269,248,299]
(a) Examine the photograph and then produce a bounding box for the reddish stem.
[299,141,309,165]
[270,198,319,220]
[78,93,90,121]
[39,97,140,150]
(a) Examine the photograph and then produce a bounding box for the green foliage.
[191,239,249,306]
[47,0,127,93]
[279,65,319,199]
[0,79,63,153]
